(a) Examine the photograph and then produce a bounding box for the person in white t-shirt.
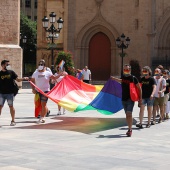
[35,59,52,117]
[152,68,166,125]
[82,66,91,84]
[53,66,68,115]
[30,60,63,124]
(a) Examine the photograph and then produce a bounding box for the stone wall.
[0,0,22,86]
[37,0,64,68]
[38,0,170,76]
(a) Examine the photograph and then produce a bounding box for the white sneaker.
[37,119,45,124]
[57,111,61,115]
[10,121,16,126]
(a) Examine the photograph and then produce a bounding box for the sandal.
[146,124,150,128]
[166,114,169,119]
[158,118,162,123]
[136,123,143,129]
[151,120,156,125]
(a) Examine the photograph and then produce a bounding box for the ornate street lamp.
[42,12,64,73]
[116,33,130,77]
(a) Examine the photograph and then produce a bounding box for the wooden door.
[89,32,111,80]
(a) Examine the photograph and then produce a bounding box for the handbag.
[129,76,140,101]
[13,80,19,96]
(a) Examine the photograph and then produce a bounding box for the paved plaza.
[0,89,170,170]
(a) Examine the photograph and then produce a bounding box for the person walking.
[162,69,170,120]
[152,68,166,124]
[0,60,29,126]
[111,64,142,137]
[30,60,62,124]
[35,59,51,117]
[136,66,156,128]
[82,66,91,84]
[53,66,68,115]
[156,65,164,118]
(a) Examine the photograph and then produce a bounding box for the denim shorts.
[122,99,135,113]
[38,91,49,102]
[141,98,154,107]
[0,93,14,106]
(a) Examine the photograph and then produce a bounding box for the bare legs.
[9,106,15,122]
[40,101,47,118]
[126,112,132,130]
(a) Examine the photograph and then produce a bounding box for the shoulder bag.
[129,76,140,101]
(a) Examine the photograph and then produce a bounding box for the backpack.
[13,80,19,96]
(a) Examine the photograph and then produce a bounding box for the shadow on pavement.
[96,134,127,138]
[18,117,137,134]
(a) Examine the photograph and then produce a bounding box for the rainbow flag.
[34,93,41,117]
[58,60,65,70]
[30,75,123,115]
[76,79,123,114]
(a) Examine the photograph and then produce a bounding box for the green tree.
[20,12,37,47]
[20,12,37,75]
[55,51,75,75]
[20,12,37,60]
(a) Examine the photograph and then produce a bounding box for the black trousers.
[83,80,90,84]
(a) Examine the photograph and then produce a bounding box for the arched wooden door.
[89,32,111,80]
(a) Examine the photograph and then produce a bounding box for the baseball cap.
[1,60,9,66]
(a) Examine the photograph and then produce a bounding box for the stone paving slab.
[0,89,170,170]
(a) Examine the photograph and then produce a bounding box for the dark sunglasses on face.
[38,64,43,66]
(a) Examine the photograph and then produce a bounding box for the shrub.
[55,51,75,75]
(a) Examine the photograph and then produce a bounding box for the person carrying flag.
[53,65,68,115]
[111,64,142,137]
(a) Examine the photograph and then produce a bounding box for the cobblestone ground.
[0,89,170,170]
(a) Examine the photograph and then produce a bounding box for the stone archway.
[155,8,170,59]
[75,17,120,78]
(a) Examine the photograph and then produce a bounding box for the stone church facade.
[37,0,170,80]
[0,0,22,86]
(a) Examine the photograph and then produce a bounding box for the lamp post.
[20,34,27,76]
[116,33,130,77]
[42,12,64,73]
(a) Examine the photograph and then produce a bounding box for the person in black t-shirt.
[0,60,29,126]
[111,64,142,137]
[162,70,170,119]
[136,66,156,128]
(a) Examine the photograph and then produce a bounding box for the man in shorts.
[0,60,29,126]
[152,68,166,124]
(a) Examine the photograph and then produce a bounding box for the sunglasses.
[123,69,130,72]
[38,64,43,66]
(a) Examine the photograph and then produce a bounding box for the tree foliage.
[20,12,37,61]
[55,51,75,75]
